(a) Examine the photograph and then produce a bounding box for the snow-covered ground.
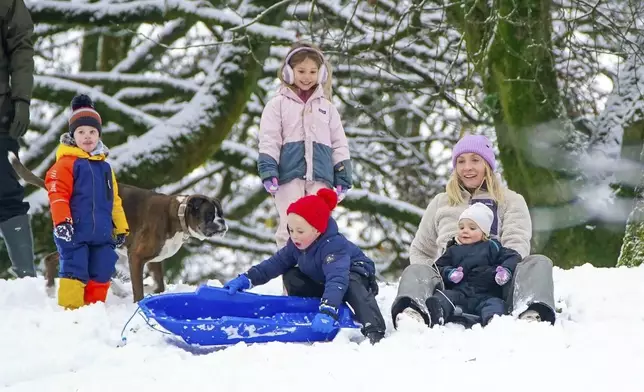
[2,264,644,392]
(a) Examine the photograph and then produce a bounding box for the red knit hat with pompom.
[286,188,338,233]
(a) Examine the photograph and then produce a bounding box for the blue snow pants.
[55,237,117,284]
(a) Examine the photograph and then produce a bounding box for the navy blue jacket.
[245,218,375,309]
[436,238,521,299]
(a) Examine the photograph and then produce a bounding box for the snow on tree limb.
[342,189,424,225]
[34,76,161,128]
[225,220,275,243]
[206,236,276,255]
[113,18,192,73]
[107,44,252,187]
[27,0,294,41]
[590,34,644,159]
[104,0,291,189]
[22,0,642,276]
[25,75,163,170]
[47,71,200,95]
[215,139,427,224]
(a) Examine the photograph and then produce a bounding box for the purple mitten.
[335,185,347,202]
[448,266,464,284]
[495,266,511,286]
[263,177,279,195]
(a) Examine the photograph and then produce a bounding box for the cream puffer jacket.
[409,187,532,264]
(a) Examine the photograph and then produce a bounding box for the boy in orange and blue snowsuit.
[45,94,129,309]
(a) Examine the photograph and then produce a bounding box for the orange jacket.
[45,141,129,236]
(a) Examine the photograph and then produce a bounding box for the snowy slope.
[2,264,644,392]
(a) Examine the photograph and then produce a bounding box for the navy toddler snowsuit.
[433,238,521,325]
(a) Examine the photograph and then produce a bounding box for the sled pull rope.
[435,289,457,311]
[432,262,446,290]
[119,305,140,346]
[119,295,172,346]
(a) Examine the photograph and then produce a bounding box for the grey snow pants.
[391,254,556,326]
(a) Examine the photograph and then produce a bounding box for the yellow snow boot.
[58,278,86,309]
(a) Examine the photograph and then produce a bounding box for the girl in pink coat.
[257,42,352,247]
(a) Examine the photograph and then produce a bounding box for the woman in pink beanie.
[391,134,556,328]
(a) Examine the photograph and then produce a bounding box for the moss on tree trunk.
[617,121,644,267]
[99,29,135,71]
[80,33,99,72]
[448,0,623,268]
[617,202,644,267]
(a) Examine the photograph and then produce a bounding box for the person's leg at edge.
[508,254,556,324]
[391,263,443,328]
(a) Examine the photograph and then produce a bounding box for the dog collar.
[176,196,192,241]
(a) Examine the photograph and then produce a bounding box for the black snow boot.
[366,331,384,345]
[425,297,445,327]
[0,214,36,278]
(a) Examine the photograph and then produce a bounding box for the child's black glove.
[54,222,73,242]
[114,234,126,248]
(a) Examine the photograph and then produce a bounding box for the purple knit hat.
[451,134,496,171]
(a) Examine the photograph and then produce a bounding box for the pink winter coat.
[257,85,352,188]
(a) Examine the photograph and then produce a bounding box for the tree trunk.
[80,33,99,72]
[617,120,644,267]
[448,0,623,268]
[99,28,135,71]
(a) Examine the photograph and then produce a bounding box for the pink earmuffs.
[281,46,328,85]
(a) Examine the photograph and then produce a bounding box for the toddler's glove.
[495,266,511,286]
[54,222,74,242]
[311,304,338,333]
[448,266,464,284]
[223,274,252,295]
[263,177,279,195]
[335,185,347,202]
[114,233,127,248]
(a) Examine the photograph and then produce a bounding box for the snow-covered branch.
[113,18,193,73]
[343,189,425,225]
[28,0,294,41]
[590,34,644,159]
[47,71,200,95]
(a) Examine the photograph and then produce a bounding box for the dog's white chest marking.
[148,232,186,263]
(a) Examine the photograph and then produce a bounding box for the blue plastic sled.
[137,284,360,346]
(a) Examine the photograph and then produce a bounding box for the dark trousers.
[282,267,386,336]
[435,289,506,326]
[0,135,29,222]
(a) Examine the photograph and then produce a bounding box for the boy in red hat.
[224,188,386,344]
